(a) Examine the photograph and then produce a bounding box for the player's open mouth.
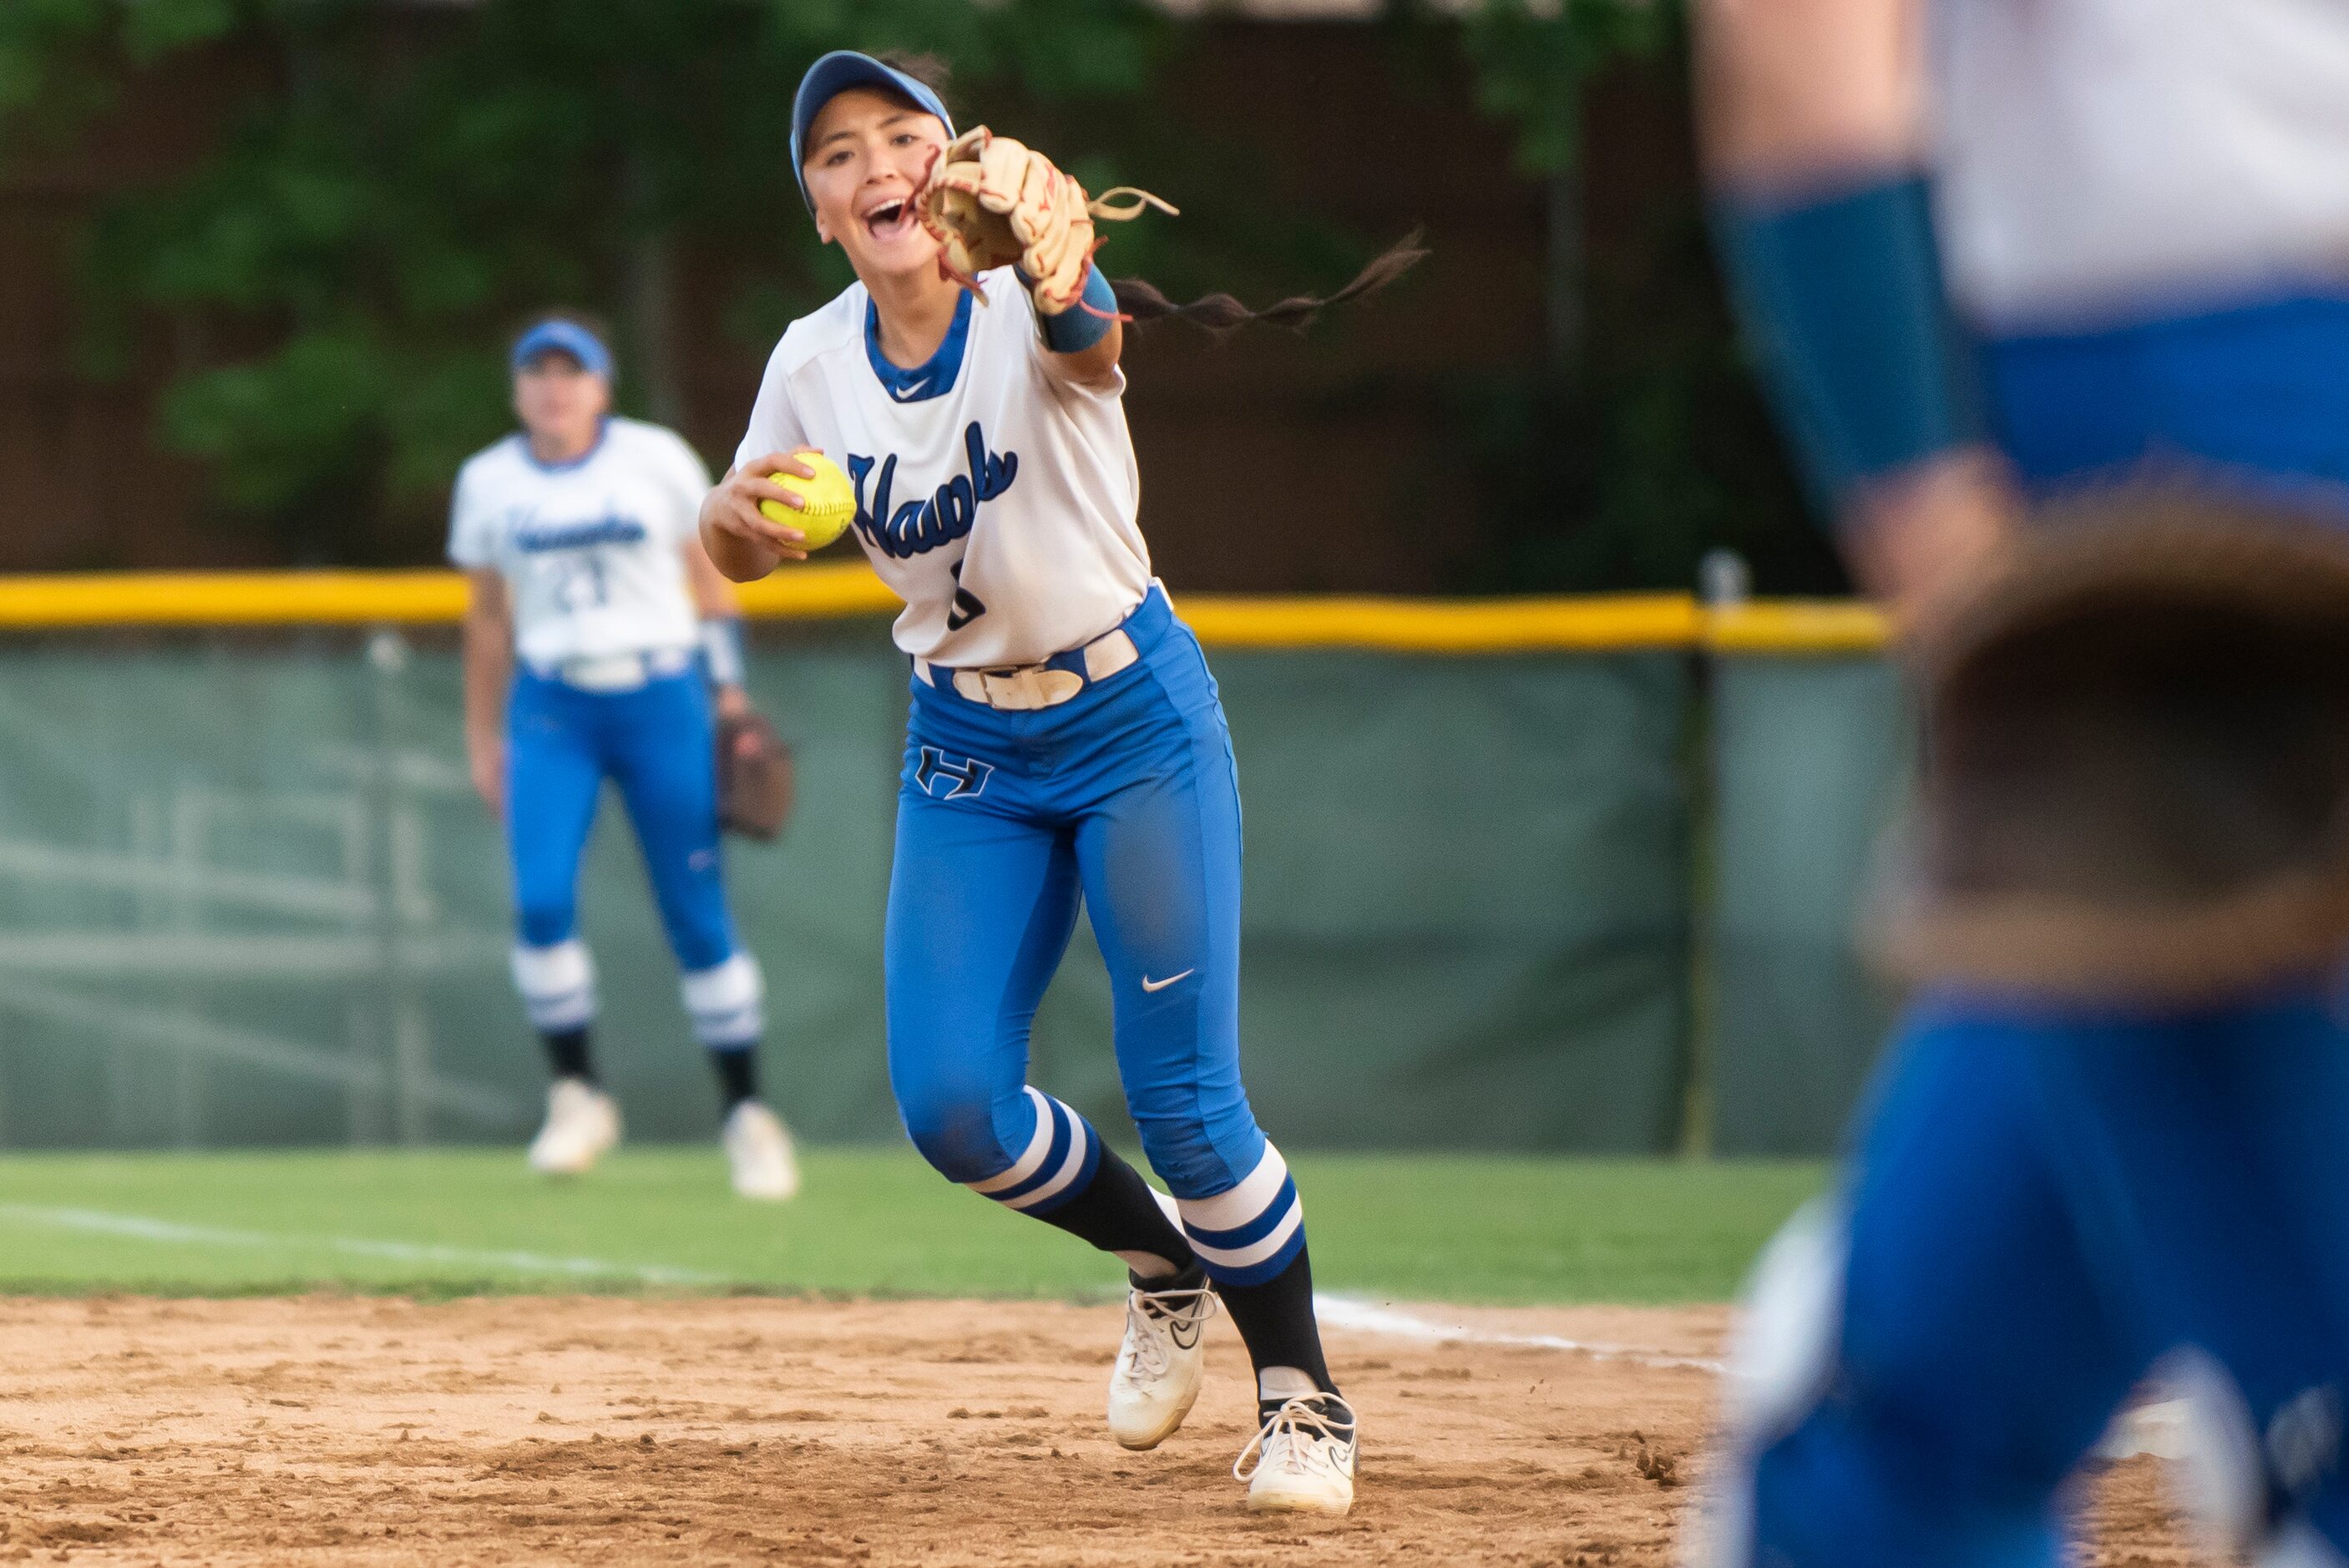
[864,200,915,242]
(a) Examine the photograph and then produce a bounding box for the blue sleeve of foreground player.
[1712,176,1988,527]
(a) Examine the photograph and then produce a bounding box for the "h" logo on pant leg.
[915,747,995,800]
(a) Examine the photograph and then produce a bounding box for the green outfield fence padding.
[1705,656,1912,1156]
[0,628,1698,1155]
[1032,651,1695,1154]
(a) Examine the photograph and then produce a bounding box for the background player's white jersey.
[735,268,1148,670]
[448,417,711,670]
[1931,0,2349,331]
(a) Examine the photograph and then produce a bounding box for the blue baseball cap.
[791,50,956,212]
[511,319,614,380]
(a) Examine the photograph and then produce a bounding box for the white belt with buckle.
[914,627,1140,711]
[534,647,694,693]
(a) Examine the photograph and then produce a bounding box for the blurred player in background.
[452,315,799,1202]
[700,52,1414,1516]
[1690,1,2349,1562]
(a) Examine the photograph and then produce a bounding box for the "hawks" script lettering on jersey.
[512,513,650,553]
[848,422,1018,560]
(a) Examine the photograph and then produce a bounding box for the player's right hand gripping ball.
[758,452,857,551]
[916,127,1175,315]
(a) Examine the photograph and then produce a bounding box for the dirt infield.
[0,1296,2185,1565]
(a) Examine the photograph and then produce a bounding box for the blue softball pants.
[1709,990,2349,1565]
[884,587,1304,1287]
[503,667,762,1049]
[507,666,735,966]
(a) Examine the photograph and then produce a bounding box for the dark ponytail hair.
[1109,230,1429,334]
[866,52,1425,332]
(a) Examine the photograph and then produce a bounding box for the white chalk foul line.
[0,1204,728,1288]
[1314,1292,1724,1372]
[1314,1293,2186,1459]
[0,1212,2190,1462]
[1317,1295,2196,1464]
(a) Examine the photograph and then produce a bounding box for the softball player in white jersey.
[453,315,797,1201]
[698,51,1399,1515]
[1692,0,2349,1560]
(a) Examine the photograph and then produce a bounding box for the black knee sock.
[711,1046,759,1114]
[1218,1243,1339,1404]
[1035,1146,1199,1284]
[541,1027,595,1085]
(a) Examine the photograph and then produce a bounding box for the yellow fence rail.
[0,565,1893,655]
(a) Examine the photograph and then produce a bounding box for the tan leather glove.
[1868,489,2349,1004]
[918,126,1173,315]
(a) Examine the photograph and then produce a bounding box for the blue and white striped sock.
[966,1087,1103,1216]
[681,953,765,1049]
[1176,1143,1306,1287]
[511,939,596,1033]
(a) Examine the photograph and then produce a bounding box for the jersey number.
[946,559,988,633]
[550,554,611,613]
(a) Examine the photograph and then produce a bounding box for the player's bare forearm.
[678,539,751,720]
[682,536,742,618]
[701,518,780,584]
[461,571,513,736]
[460,569,514,812]
[1694,0,2003,618]
[1042,319,1122,387]
[699,459,813,584]
[1845,449,2017,627]
[1695,0,1925,188]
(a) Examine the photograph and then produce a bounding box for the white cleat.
[1237,1394,1358,1516]
[527,1078,620,1176]
[1107,1282,1218,1449]
[723,1100,802,1201]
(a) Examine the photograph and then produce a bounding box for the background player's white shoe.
[1236,1393,1357,1515]
[1107,1282,1217,1449]
[528,1079,620,1176]
[723,1100,801,1201]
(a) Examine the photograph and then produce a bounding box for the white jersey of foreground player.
[1931,0,2349,332]
[449,417,713,670]
[734,267,1149,670]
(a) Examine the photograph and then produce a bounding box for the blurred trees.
[0,0,1833,592]
[1432,0,1833,594]
[0,0,1182,563]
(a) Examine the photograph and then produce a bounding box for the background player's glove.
[1867,489,2349,1004]
[916,126,1174,315]
[716,710,794,842]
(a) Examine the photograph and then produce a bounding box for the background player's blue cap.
[510,319,614,380]
[792,51,956,212]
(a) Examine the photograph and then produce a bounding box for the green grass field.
[0,1147,1825,1304]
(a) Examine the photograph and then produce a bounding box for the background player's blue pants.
[884,588,1305,1287]
[1714,990,2349,1564]
[504,667,762,1049]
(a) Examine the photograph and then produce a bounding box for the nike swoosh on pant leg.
[1141,969,1195,994]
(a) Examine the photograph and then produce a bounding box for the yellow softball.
[758,453,858,551]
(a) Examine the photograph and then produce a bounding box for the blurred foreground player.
[1690,0,2349,1561]
[452,315,799,1201]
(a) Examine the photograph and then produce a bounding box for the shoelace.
[1233,1396,1355,1483]
[1116,1287,1218,1380]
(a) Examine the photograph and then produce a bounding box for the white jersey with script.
[734,268,1149,670]
[1931,0,2349,332]
[448,417,711,670]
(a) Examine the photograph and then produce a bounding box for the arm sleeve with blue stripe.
[1712,175,1988,528]
[1036,265,1119,356]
